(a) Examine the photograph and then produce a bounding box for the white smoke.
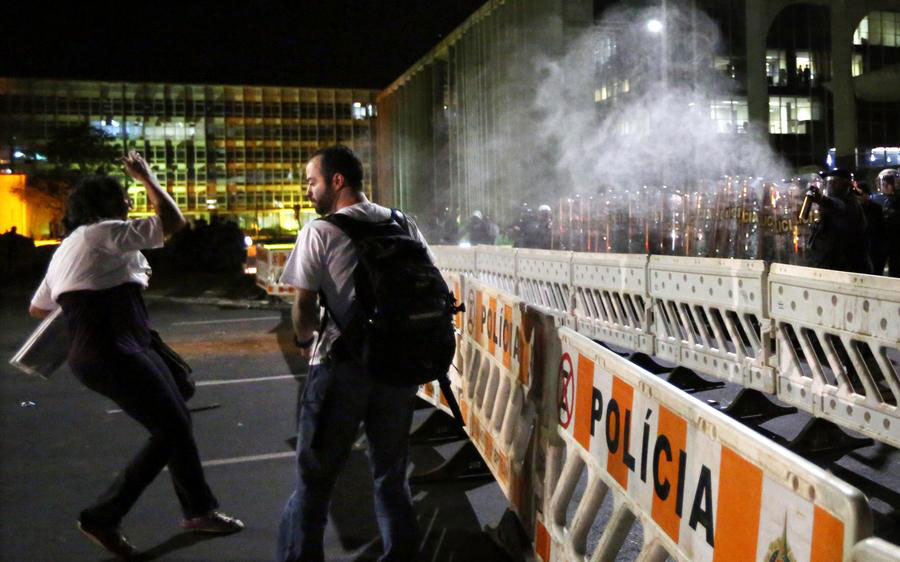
[533,3,789,195]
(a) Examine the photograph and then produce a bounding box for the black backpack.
[319,209,466,422]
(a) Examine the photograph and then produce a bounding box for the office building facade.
[0,78,377,237]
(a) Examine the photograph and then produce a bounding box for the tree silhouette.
[14,124,122,214]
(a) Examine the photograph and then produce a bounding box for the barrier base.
[786,418,875,463]
[628,352,674,374]
[410,409,468,444]
[721,389,797,426]
[666,366,725,394]
[484,508,531,561]
[409,441,493,484]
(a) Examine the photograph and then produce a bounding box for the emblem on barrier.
[558,352,574,428]
[764,514,795,562]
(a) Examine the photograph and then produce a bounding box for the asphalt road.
[2,283,898,561]
[0,291,515,562]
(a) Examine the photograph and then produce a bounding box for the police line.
[431,246,900,450]
[419,271,879,561]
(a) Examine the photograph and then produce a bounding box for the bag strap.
[437,373,466,428]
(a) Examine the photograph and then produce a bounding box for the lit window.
[769,96,822,135]
[852,54,863,77]
[710,98,749,134]
[855,12,900,46]
[766,50,787,86]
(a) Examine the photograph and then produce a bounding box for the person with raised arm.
[29,151,243,559]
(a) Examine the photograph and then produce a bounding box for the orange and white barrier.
[474,245,518,295]
[458,277,539,517]
[572,253,653,354]
[542,327,872,561]
[516,249,573,319]
[255,244,296,298]
[432,246,900,449]
[769,264,900,449]
[648,256,773,391]
[431,245,477,275]
[850,537,900,562]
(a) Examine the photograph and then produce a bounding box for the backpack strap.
[390,208,412,237]
[437,373,466,428]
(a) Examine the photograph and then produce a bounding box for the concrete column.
[830,0,857,168]
[745,0,771,134]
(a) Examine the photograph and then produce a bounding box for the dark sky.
[2,1,487,90]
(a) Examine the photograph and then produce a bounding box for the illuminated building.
[376,0,900,232]
[0,78,377,237]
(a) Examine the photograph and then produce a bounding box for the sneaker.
[77,520,138,559]
[180,511,244,534]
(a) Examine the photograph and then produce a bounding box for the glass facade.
[0,78,377,236]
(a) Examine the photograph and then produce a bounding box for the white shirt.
[31,216,164,311]
[280,202,429,365]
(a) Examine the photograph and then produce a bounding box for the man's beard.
[314,181,334,216]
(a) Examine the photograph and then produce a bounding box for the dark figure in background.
[804,169,871,274]
[534,204,553,249]
[511,206,536,248]
[467,210,493,245]
[28,152,243,559]
[434,207,459,245]
[855,181,887,274]
[875,169,900,277]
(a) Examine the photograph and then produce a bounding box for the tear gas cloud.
[533,3,789,195]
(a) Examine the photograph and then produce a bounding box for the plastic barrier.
[429,247,900,450]
[458,277,539,516]
[255,244,296,298]
[571,253,653,355]
[769,264,900,449]
[474,245,518,295]
[542,327,872,561]
[516,249,573,320]
[850,537,900,562]
[648,256,773,391]
[431,245,476,275]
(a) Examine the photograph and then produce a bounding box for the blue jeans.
[277,361,419,562]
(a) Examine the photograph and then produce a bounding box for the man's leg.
[364,383,419,562]
[278,362,369,562]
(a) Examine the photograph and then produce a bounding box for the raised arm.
[122,150,186,235]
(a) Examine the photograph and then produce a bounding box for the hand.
[122,150,157,185]
[294,332,316,360]
[806,185,821,202]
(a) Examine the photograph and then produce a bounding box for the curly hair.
[63,175,129,233]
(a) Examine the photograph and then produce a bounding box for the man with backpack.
[277,145,459,562]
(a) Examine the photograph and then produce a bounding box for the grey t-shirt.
[279,201,429,365]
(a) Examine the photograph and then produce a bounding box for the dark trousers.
[71,348,218,526]
[277,361,419,562]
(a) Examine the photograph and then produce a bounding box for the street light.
[646,19,663,33]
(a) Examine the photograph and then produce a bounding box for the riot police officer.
[876,169,899,277]
[804,169,871,274]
